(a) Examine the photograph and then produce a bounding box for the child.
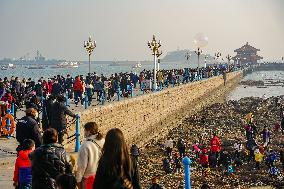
[254,148,264,170]
[174,153,182,173]
[162,158,172,174]
[192,141,201,159]
[56,174,77,189]
[149,177,164,189]
[13,139,35,189]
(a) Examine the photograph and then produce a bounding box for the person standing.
[30,128,73,189]
[16,108,42,152]
[210,133,221,159]
[50,95,76,144]
[74,76,84,107]
[76,122,105,189]
[93,128,141,189]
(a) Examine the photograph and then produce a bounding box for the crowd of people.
[0,64,244,189]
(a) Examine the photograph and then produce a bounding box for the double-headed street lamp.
[226,54,232,64]
[84,36,97,74]
[148,35,162,90]
[185,52,191,66]
[195,48,203,74]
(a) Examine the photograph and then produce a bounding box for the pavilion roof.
[234,42,260,52]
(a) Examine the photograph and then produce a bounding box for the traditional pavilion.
[232,42,263,65]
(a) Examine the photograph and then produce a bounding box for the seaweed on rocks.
[139,96,284,188]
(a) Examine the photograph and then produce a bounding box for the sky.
[0,0,283,61]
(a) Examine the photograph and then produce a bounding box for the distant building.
[232,42,263,65]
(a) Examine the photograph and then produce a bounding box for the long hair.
[84,122,103,140]
[97,128,132,178]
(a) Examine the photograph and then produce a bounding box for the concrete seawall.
[66,71,242,149]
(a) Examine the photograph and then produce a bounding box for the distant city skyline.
[0,0,283,61]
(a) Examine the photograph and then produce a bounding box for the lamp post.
[215,52,222,63]
[204,55,208,68]
[195,48,203,78]
[148,35,162,91]
[84,36,97,74]
[185,52,192,66]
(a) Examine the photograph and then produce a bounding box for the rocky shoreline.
[139,96,284,189]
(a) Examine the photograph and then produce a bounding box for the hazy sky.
[0,0,283,61]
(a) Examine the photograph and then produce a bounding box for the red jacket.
[74,78,83,92]
[199,153,209,166]
[13,149,33,183]
[210,136,221,153]
[48,81,53,94]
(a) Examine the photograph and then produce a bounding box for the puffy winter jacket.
[210,136,221,153]
[31,143,72,189]
[16,116,42,148]
[74,78,84,92]
[199,153,209,166]
[13,149,33,184]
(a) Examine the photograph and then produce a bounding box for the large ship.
[0,50,62,66]
[50,61,79,69]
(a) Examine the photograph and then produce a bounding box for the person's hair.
[56,174,77,189]
[84,122,103,140]
[25,108,37,117]
[43,128,58,144]
[57,95,65,103]
[22,139,35,150]
[97,128,132,178]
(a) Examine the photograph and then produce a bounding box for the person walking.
[210,133,221,159]
[50,95,76,144]
[74,76,84,107]
[76,122,105,189]
[93,128,141,189]
[16,108,42,152]
[13,139,35,189]
[30,128,73,189]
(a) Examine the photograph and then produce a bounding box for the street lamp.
[215,52,221,61]
[148,35,162,90]
[185,52,191,67]
[195,48,203,73]
[84,36,97,74]
[226,54,232,64]
[204,55,209,68]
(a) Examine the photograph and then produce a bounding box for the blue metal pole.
[101,91,105,105]
[131,85,134,97]
[117,86,121,101]
[183,156,192,189]
[75,114,80,152]
[11,103,15,116]
[65,90,69,107]
[6,109,11,139]
[142,82,145,95]
[84,92,88,109]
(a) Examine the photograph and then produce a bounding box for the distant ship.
[109,60,137,66]
[0,50,62,65]
[132,62,142,69]
[1,63,16,70]
[26,65,45,69]
[50,61,79,69]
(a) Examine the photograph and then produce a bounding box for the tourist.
[174,153,182,173]
[76,122,104,189]
[149,177,164,189]
[164,138,174,158]
[177,138,186,158]
[246,138,256,163]
[130,144,140,163]
[16,108,42,152]
[266,149,277,168]
[192,141,201,159]
[208,150,217,168]
[199,148,209,172]
[200,183,210,189]
[93,128,141,189]
[219,150,232,174]
[254,148,264,170]
[210,133,221,159]
[74,76,84,106]
[162,158,172,174]
[30,128,73,189]
[85,80,94,106]
[261,126,270,146]
[280,150,284,170]
[13,139,35,189]
[50,95,76,144]
[233,141,243,159]
[56,174,77,189]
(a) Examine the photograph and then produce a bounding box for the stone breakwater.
[66,71,242,149]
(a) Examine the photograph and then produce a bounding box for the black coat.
[50,102,75,132]
[16,116,42,148]
[31,143,72,189]
[281,117,284,129]
[93,157,141,189]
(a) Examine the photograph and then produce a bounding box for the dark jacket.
[50,102,76,132]
[149,184,163,189]
[93,157,141,189]
[16,116,42,148]
[31,143,72,189]
[281,117,284,129]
